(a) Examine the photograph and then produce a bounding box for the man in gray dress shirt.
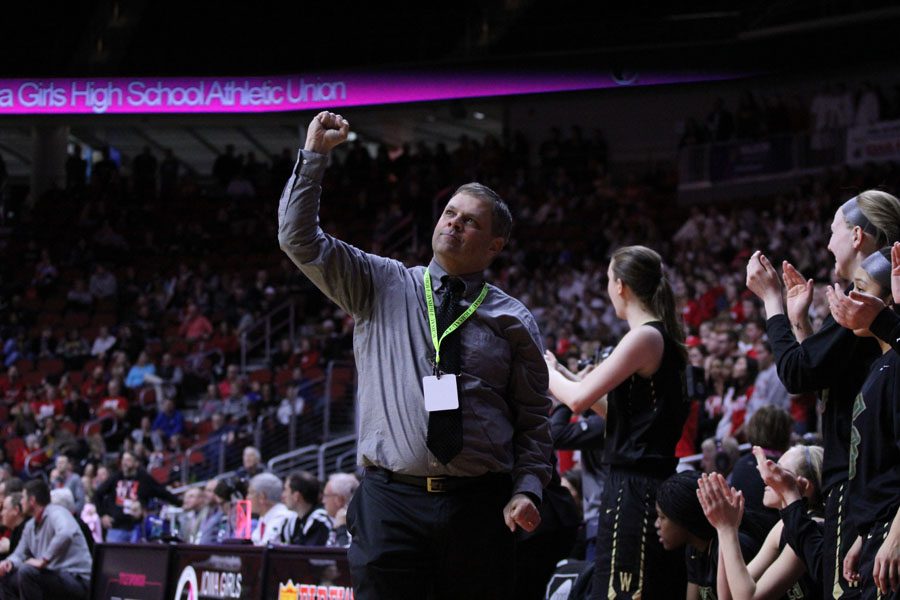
[278,111,553,599]
[0,479,92,600]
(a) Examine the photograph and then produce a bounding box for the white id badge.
[423,374,459,412]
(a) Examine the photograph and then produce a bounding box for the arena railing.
[239,298,300,374]
[315,434,356,481]
[181,435,227,485]
[81,414,118,440]
[677,128,847,190]
[323,360,357,442]
[23,445,52,480]
[266,444,318,480]
[677,442,752,471]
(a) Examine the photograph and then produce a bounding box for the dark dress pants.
[0,564,89,600]
[347,470,515,600]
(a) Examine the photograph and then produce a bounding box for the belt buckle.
[426,476,447,493]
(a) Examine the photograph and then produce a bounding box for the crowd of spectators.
[680,80,900,147]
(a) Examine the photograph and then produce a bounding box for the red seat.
[249,369,272,384]
[150,464,171,484]
[194,420,214,441]
[36,358,64,376]
[90,313,117,328]
[4,437,25,459]
[42,296,67,313]
[83,359,103,374]
[188,450,206,465]
[62,312,90,329]
[139,387,157,408]
[22,371,45,387]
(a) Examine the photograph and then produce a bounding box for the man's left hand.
[24,558,46,569]
[503,493,540,533]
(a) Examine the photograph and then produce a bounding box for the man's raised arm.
[277,111,376,318]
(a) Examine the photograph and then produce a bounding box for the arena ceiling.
[1,1,898,178]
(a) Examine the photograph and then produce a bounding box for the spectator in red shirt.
[12,435,45,476]
[30,385,63,424]
[80,366,107,405]
[0,367,24,405]
[217,364,242,399]
[96,380,128,420]
[178,301,213,342]
[210,321,239,358]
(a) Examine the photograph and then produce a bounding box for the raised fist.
[304,111,350,154]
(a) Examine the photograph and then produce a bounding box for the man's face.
[20,491,33,518]
[1,497,20,528]
[248,486,263,515]
[204,480,218,505]
[754,343,772,368]
[183,489,200,511]
[322,482,343,518]
[56,456,70,474]
[243,450,258,470]
[431,193,504,276]
[121,453,137,476]
[281,481,298,510]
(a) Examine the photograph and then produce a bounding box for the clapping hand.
[825,283,885,331]
[543,350,559,373]
[782,261,814,327]
[746,251,782,304]
[753,446,806,506]
[697,472,743,531]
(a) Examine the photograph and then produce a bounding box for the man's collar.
[427,259,486,298]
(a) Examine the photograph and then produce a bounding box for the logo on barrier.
[278,579,354,600]
[174,566,199,600]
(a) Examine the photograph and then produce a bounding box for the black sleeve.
[139,471,180,505]
[549,405,606,450]
[77,517,95,556]
[93,476,115,517]
[869,307,900,355]
[302,519,331,547]
[333,524,350,547]
[767,314,859,394]
[780,499,823,581]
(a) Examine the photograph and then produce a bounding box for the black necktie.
[426,277,465,464]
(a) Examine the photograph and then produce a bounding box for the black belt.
[366,466,508,493]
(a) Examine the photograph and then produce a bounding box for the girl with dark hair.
[545,245,690,599]
[833,247,900,599]
[655,471,763,600]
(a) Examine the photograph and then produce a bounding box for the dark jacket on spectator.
[94,467,180,530]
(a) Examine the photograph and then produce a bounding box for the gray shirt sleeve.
[39,507,79,562]
[506,313,554,500]
[277,149,375,319]
[68,474,86,514]
[5,522,32,570]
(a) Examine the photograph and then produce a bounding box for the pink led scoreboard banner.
[0,71,735,115]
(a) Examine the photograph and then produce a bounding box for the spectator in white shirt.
[90,326,117,358]
[248,473,292,546]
